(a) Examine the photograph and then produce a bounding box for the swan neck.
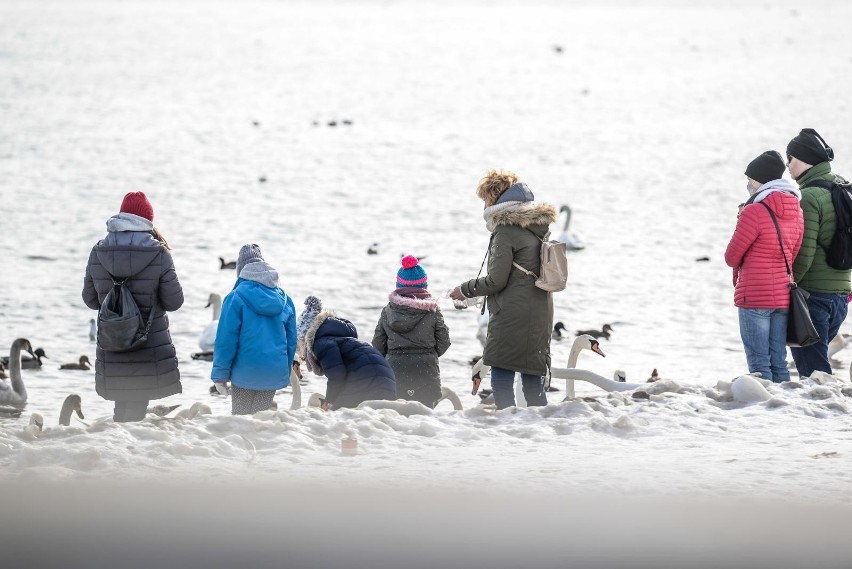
[289,369,301,410]
[59,400,73,426]
[211,296,223,320]
[8,342,27,399]
[567,340,584,368]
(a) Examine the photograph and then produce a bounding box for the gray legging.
[231,386,276,415]
[113,401,148,422]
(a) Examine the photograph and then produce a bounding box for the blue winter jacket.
[312,315,396,409]
[211,264,297,391]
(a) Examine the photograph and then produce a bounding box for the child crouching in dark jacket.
[297,296,396,410]
[372,256,450,408]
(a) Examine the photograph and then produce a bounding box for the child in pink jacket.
[725,150,804,382]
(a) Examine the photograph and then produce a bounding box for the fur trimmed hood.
[303,309,336,356]
[484,202,558,232]
[388,291,438,312]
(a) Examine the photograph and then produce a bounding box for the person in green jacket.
[787,128,851,378]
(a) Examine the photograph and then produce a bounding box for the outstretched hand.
[449,286,465,301]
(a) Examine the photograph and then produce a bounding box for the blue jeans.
[491,366,547,410]
[791,292,849,378]
[738,308,790,382]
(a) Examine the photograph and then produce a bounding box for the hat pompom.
[401,255,419,270]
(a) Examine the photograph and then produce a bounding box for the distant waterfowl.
[88,318,97,342]
[1,347,48,369]
[647,368,660,383]
[549,334,606,399]
[614,369,627,382]
[556,205,586,251]
[575,324,613,340]
[1,338,34,407]
[193,352,215,362]
[367,243,379,255]
[552,321,567,340]
[60,355,91,371]
[553,45,564,53]
[695,256,710,262]
[219,257,236,270]
[198,292,222,352]
[59,394,85,426]
[342,119,353,126]
[258,176,267,183]
[147,403,181,417]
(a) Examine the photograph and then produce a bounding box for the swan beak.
[76,409,85,420]
[204,302,211,308]
[591,343,606,357]
[292,362,303,380]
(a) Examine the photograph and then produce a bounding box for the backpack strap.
[758,202,794,283]
[808,179,834,191]
[110,275,158,335]
[511,228,547,279]
[475,233,496,315]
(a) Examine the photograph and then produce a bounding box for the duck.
[0,338,34,407]
[647,368,660,383]
[219,257,236,270]
[552,321,567,341]
[0,362,6,380]
[367,243,379,255]
[1,346,48,369]
[575,323,613,340]
[60,355,91,371]
[88,318,97,342]
[549,334,607,399]
[614,369,627,382]
[828,333,852,359]
[197,292,222,353]
[555,205,586,251]
[59,394,85,426]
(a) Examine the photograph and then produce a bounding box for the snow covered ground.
[2,0,852,565]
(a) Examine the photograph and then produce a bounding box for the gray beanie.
[236,243,264,275]
[297,296,323,341]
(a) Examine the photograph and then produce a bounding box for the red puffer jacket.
[725,190,804,308]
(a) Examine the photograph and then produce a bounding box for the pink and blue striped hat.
[397,255,427,289]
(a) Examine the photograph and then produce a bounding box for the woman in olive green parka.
[450,170,558,410]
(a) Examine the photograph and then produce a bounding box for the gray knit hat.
[297,296,323,341]
[236,243,264,275]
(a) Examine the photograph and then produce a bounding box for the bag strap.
[511,228,548,279]
[474,234,495,315]
[758,202,793,283]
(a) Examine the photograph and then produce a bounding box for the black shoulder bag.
[759,202,820,347]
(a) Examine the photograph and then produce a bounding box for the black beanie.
[745,150,785,184]
[786,128,834,166]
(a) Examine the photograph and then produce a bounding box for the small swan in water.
[1,346,48,369]
[88,318,97,342]
[555,205,586,251]
[59,394,85,426]
[198,292,222,352]
[23,413,44,438]
[60,355,91,370]
[1,338,34,407]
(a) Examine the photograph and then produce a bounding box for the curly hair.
[476,169,519,207]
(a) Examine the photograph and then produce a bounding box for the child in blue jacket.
[297,296,396,410]
[212,244,297,414]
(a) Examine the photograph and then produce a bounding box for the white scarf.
[748,179,802,204]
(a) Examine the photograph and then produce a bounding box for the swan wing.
[199,320,218,352]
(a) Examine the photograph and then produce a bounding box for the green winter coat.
[792,162,852,294]
[461,202,558,376]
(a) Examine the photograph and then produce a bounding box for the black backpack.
[810,176,852,270]
[97,277,156,352]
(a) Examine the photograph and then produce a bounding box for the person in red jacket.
[725,151,804,382]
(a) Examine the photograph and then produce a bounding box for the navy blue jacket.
[313,316,396,408]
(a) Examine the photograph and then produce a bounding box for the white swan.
[0,338,34,407]
[549,334,607,399]
[88,318,97,342]
[476,310,489,349]
[175,402,212,420]
[555,205,586,251]
[435,386,463,410]
[59,394,85,426]
[289,362,303,410]
[23,413,44,439]
[828,333,851,359]
[198,292,222,352]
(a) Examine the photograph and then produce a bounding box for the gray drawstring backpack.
[97,278,156,352]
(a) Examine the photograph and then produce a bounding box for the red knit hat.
[119,191,154,222]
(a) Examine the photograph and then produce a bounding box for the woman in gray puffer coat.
[450,170,557,410]
[372,256,451,407]
[82,192,184,422]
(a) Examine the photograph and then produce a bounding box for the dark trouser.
[231,386,276,415]
[114,401,148,422]
[791,291,849,378]
[491,366,547,410]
